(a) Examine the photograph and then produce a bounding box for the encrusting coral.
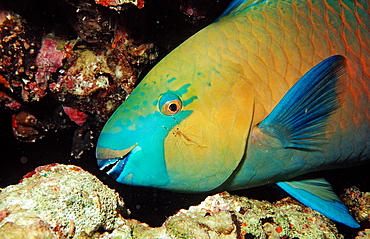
[1,163,363,239]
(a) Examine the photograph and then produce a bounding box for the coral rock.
[164,192,342,239]
[59,49,111,96]
[2,165,365,238]
[0,91,21,110]
[95,0,145,10]
[62,106,88,126]
[0,164,127,238]
[356,228,370,239]
[0,11,38,101]
[342,186,370,223]
[11,110,46,142]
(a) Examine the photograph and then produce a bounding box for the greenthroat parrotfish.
[96,0,369,228]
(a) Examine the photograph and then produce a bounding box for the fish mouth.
[97,144,138,179]
[98,156,128,179]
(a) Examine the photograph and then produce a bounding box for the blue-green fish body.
[97,0,370,228]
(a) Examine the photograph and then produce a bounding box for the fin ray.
[258,55,346,149]
[277,179,360,228]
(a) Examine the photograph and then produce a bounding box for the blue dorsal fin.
[277,179,360,228]
[218,0,267,19]
[258,55,346,149]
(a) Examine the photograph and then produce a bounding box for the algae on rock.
[1,164,363,238]
[0,164,128,238]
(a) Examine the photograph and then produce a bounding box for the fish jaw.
[95,89,175,187]
[96,143,137,179]
[96,142,171,186]
[96,128,171,187]
[95,75,197,188]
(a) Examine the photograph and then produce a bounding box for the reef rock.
[356,228,370,239]
[0,164,128,238]
[341,186,370,224]
[0,163,351,238]
[163,192,343,239]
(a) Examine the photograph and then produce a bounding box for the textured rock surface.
[355,228,370,239]
[0,164,128,238]
[164,192,343,239]
[0,7,158,159]
[342,186,370,224]
[0,164,353,238]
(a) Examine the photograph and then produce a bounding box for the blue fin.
[277,179,360,228]
[218,0,267,19]
[258,55,346,149]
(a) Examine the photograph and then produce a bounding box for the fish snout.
[96,144,139,180]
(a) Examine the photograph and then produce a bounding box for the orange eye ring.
[158,93,183,116]
[162,100,182,115]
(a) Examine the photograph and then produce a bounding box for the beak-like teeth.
[98,158,121,171]
[97,156,128,179]
[97,144,140,180]
[107,159,124,175]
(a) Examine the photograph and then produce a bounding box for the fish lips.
[97,144,138,180]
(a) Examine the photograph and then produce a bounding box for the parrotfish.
[96,0,370,228]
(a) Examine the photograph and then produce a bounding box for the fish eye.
[163,100,181,115]
[159,93,182,116]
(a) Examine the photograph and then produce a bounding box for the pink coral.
[0,91,21,110]
[95,0,145,9]
[62,106,88,126]
[29,38,64,100]
[36,38,64,72]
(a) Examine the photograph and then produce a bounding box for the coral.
[11,110,46,143]
[17,38,66,101]
[0,167,348,239]
[67,1,116,43]
[50,44,129,125]
[0,91,21,110]
[356,228,370,239]
[59,49,112,96]
[164,192,342,239]
[62,106,88,126]
[0,164,128,238]
[0,11,157,157]
[51,30,157,122]
[112,29,158,67]
[341,186,370,223]
[95,0,145,10]
[0,75,10,89]
[0,11,38,101]
[31,38,64,100]
[36,39,64,73]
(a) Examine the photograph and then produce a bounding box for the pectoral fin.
[258,55,346,149]
[277,178,360,228]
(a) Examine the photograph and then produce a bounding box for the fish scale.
[97,0,369,227]
[217,0,370,153]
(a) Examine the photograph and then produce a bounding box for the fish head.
[97,39,255,192]
[96,64,194,189]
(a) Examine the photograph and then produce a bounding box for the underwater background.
[0,0,369,237]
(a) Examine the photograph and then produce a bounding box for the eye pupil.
[169,103,177,112]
